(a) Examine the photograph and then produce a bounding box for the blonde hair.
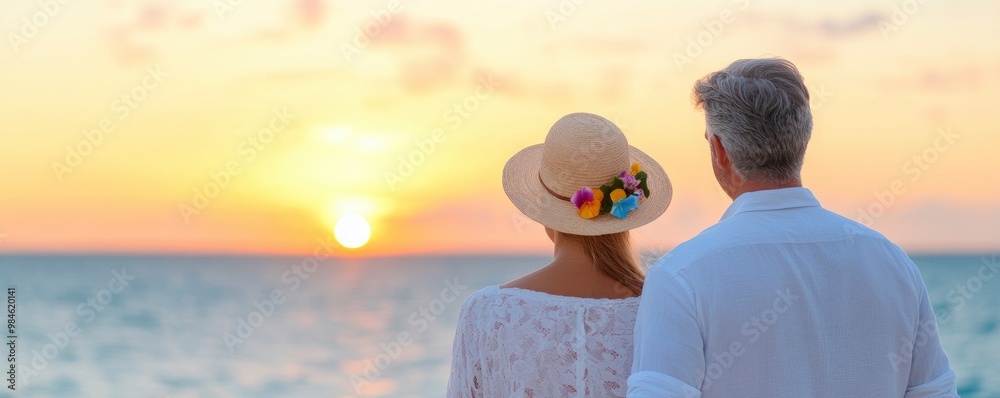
[567,231,645,295]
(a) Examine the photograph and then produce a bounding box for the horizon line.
[0,250,995,259]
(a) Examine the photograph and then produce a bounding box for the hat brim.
[503,144,673,236]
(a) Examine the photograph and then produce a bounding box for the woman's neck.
[503,232,638,299]
[550,238,594,271]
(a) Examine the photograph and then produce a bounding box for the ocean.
[0,254,996,397]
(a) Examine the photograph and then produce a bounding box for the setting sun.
[334,215,372,249]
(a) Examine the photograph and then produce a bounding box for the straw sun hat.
[503,112,672,236]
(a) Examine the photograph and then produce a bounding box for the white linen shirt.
[628,187,957,398]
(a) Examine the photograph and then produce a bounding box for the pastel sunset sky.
[1,0,998,256]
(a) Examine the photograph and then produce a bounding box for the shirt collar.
[720,187,821,221]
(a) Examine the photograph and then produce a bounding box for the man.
[628,58,957,397]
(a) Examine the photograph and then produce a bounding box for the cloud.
[743,10,886,39]
[293,0,328,29]
[102,0,206,66]
[816,12,884,37]
[105,27,159,66]
[216,27,291,48]
[918,67,984,91]
[540,37,647,55]
[226,0,332,44]
[104,0,329,66]
[370,15,463,53]
[732,10,887,66]
[365,15,467,93]
[781,44,838,65]
[879,66,986,92]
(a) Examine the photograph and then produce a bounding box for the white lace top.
[447,285,640,398]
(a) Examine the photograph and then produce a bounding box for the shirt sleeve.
[628,264,704,398]
[447,297,483,398]
[903,278,958,398]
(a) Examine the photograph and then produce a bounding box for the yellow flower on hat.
[630,162,642,175]
[610,188,627,203]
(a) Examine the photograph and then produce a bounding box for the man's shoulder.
[650,206,905,275]
[650,211,766,264]
[648,220,741,276]
[816,207,904,250]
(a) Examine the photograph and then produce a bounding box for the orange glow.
[1,1,998,256]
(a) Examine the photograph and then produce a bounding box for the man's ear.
[709,134,731,170]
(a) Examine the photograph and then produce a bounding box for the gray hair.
[693,58,813,182]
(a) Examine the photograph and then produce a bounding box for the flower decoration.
[610,189,640,219]
[571,162,650,220]
[619,171,639,192]
[571,186,604,219]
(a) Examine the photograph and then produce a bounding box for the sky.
[1,0,999,256]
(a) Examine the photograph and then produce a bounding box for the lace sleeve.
[447,294,483,398]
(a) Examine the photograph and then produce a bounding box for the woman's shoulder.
[495,285,641,305]
[457,285,640,340]
[459,284,640,318]
[460,285,500,306]
[456,285,501,316]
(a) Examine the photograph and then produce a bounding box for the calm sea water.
[0,254,996,397]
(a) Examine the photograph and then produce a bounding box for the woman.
[447,113,672,397]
